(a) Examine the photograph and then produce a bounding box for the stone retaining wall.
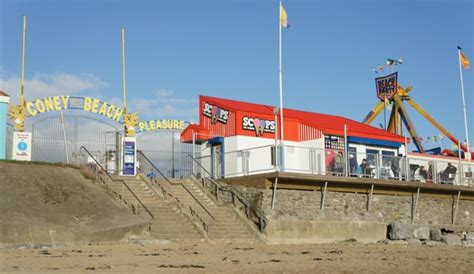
[237,186,474,243]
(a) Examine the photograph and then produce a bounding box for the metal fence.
[194,144,474,187]
[5,111,199,178]
[137,130,197,179]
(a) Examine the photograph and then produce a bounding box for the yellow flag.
[460,51,470,69]
[384,97,390,107]
[280,3,289,28]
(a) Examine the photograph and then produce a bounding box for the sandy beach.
[1,241,473,273]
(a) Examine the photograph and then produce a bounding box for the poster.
[122,137,136,176]
[12,132,32,161]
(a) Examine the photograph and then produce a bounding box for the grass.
[80,166,97,180]
[0,159,80,169]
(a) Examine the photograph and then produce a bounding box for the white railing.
[194,144,474,187]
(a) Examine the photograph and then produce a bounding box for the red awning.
[180,124,210,144]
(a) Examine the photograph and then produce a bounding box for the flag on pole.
[458,46,470,69]
[280,3,289,28]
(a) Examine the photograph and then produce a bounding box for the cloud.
[0,70,108,103]
[127,88,198,122]
[0,68,198,123]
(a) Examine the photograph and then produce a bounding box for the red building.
[182,95,408,179]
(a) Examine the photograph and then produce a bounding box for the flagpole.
[457,47,471,160]
[278,0,284,143]
[122,28,127,116]
[20,15,26,108]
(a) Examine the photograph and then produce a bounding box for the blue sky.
[1,0,473,150]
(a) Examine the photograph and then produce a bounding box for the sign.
[203,102,229,124]
[375,72,398,101]
[12,132,32,161]
[122,137,136,176]
[242,116,276,137]
[138,119,185,132]
[23,96,125,122]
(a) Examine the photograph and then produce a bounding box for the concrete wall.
[238,187,474,244]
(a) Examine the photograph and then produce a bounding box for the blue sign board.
[123,140,136,175]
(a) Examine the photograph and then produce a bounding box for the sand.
[1,241,473,273]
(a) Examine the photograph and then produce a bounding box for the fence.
[194,143,474,187]
[4,111,199,178]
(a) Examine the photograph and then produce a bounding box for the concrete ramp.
[0,161,149,248]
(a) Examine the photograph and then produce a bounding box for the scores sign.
[242,117,275,137]
[375,72,398,101]
[203,102,229,124]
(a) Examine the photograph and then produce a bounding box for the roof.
[180,124,210,144]
[0,90,10,97]
[201,95,406,143]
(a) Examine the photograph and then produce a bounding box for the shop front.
[181,95,406,179]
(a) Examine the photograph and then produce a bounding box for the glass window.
[366,149,378,166]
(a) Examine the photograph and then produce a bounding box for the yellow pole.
[121,28,127,114]
[20,15,26,107]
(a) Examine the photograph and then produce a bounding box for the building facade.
[181,95,411,179]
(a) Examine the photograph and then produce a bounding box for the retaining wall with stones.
[236,186,474,244]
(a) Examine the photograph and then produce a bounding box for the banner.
[375,72,398,101]
[12,132,32,161]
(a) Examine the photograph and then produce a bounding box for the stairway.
[112,177,204,241]
[158,177,259,241]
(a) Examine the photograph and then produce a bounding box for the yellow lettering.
[106,105,115,118]
[156,120,162,129]
[179,120,185,129]
[91,99,100,113]
[61,96,70,109]
[35,99,46,113]
[44,97,55,112]
[173,120,179,129]
[83,97,92,111]
[113,107,123,121]
[53,96,61,111]
[145,121,150,131]
[139,122,145,131]
[150,120,156,130]
[26,102,37,116]
[98,102,107,116]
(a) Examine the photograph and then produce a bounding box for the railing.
[137,150,213,235]
[79,146,154,219]
[195,143,474,187]
[188,154,268,233]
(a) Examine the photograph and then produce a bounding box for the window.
[366,149,378,166]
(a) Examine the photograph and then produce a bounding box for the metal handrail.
[80,146,154,219]
[187,154,267,231]
[137,150,215,227]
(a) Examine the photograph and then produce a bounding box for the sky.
[1,0,473,151]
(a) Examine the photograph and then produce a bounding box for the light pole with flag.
[457,46,471,159]
[278,1,289,143]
